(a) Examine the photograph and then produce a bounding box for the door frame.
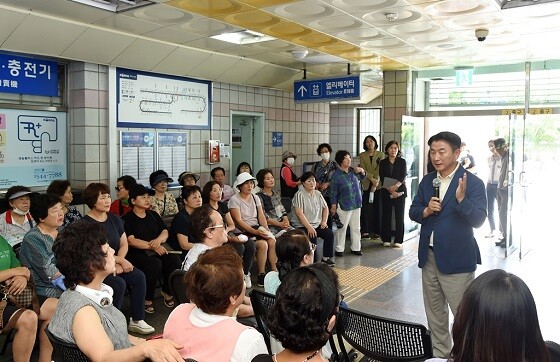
[229,110,265,184]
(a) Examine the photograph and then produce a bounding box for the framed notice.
[116,67,211,130]
[0,109,67,189]
[120,131,156,186]
[157,132,188,184]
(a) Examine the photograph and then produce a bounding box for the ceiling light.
[291,49,309,60]
[68,0,154,13]
[211,30,275,45]
[496,0,560,9]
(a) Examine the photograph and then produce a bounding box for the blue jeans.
[486,183,498,231]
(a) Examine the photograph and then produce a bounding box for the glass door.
[504,113,524,257]
[401,115,424,240]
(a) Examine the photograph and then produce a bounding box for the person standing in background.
[311,143,338,229]
[493,138,509,247]
[280,150,301,199]
[330,150,366,256]
[379,141,407,248]
[409,131,487,358]
[485,140,501,239]
[459,141,476,174]
[211,166,235,202]
[358,135,384,240]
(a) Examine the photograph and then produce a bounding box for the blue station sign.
[0,53,58,97]
[294,75,360,102]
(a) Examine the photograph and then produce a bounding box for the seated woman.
[82,183,154,334]
[19,193,68,300]
[229,172,276,288]
[164,245,267,361]
[0,235,57,362]
[264,229,313,294]
[46,179,82,227]
[256,168,292,238]
[291,171,335,265]
[109,175,136,217]
[427,269,550,362]
[202,181,256,287]
[255,264,341,362]
[20,193,126,309]
[168,185,202,259]
[149,170,178,219]
[0,186,35,249]
[121,183,181,312]
[48,221,184,361]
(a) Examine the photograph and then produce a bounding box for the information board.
[157,132,188,183]
[0,109,67,188]
[116,68,211,130]
[120,131,155,186]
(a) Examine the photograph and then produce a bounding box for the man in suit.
[409,131,487,358]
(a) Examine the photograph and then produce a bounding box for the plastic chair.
[249,289,276,354]
[336,306,433,362]
[168,269,189,304]
[45,326,91,362]
[546,340,560,362]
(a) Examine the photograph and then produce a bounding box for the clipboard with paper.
[382,177,399,189]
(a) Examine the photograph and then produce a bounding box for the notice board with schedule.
[0,108,67,189]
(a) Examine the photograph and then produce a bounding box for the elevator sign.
[294,75,360,102]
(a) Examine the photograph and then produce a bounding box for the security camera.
[475,29,489,42]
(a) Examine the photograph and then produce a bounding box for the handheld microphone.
[432,178,441,215]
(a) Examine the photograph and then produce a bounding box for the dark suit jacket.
[409,164,487,274]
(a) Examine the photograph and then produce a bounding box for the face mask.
[321,152,330,161]
[286,157,295,165]
[12,207,28,216]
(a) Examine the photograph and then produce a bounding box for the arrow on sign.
[298,85,307,97]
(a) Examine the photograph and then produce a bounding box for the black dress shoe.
[335,251,344,257]
[350,250,363,256]
[495,240,506,247]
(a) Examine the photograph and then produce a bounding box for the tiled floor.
[336,228,560,345]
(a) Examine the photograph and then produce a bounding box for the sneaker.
[383,242,391,247]
[321,258,336,267]
[244,273,252,289]
[258,273,266,287]
[128,319,155,335]
[485,231,495,238]
[393,243,402,248]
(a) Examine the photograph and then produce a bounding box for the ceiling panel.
[188,53,240,80]
[61,28,136,64]
[0,9,27,46]
[110,38,177,70]
[216,58,267,84]
[150,47,212,75]
[2,14,86,56]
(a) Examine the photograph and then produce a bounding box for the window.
[357,108,381,154]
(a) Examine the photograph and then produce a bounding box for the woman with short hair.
[168,185,202,258]
[164,245,267,361]
[110,175,137,217]
[46,179,82,227]
[149,170,178,218]
[82,182,154,334]
[256,168,292,237]
[48,221,184,361]
[291,171,335,265]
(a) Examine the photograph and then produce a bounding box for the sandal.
[161,292,175,308]
[144,303,155,314]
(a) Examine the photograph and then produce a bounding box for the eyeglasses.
[208,224,225,230]
[310,243,317,251]
[114,186,124,191]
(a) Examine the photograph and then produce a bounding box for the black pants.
[229,239,256,275]
[360,189,381,235]
[300,226,335,259]
[126,250,181,301]
[380,191,405,244]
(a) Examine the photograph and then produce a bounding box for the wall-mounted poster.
[0,109,67,189]
[116,68,211,130]
[120,131,155,186]
[157,132,188,183]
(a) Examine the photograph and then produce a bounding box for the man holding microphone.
[409,131,487,358]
